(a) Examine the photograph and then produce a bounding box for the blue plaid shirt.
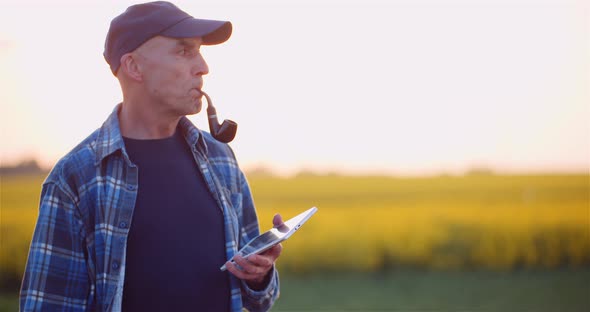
[20,105,280,311]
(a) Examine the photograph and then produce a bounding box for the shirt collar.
[94,104,208,165]
[178,116,209,155]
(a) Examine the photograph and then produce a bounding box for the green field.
[3,269,590,311]
[1,172,589,311]
[274,270,590,311]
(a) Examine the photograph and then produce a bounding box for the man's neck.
[118,99,181,139]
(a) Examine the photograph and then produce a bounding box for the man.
[20,2,281,311]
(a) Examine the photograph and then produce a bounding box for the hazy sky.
[1,0,588,175]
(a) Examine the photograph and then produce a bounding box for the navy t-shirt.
[122,129,230,311]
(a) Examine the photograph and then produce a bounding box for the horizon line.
[1,157,588,178]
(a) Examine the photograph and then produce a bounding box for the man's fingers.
[262,243,283,259]
[246,254,273,268]
[273,214,284,227]
[233,255,265,275]
[225,261,256,280]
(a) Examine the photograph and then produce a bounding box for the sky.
[1,0,588,176]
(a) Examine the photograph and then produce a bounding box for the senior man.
[20,2,281,311]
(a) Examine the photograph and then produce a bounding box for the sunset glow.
[1,0,588,176]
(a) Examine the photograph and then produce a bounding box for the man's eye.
[180,48,199,56]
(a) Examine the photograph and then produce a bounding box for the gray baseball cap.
[104,1,232,75]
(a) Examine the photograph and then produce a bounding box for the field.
[2,269,590,311]
[272,269,590,311]
[1,172,589,310]
[252,173,589,272]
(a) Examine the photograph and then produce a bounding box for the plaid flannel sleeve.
[237,171,280,312]
[20,181,92,312]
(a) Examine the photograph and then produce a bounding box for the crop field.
[1,172,589,310]
[251,173,589,273]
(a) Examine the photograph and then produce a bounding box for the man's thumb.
[273,214,284,227]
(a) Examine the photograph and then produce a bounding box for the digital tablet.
[220,206,318,271]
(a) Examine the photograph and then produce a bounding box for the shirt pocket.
[229,192,243,212]
[220,186,242,212]
[218,186,241,241]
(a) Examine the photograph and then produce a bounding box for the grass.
[3,269,589,311]
[273,269,590,311]
[0,294,18,312]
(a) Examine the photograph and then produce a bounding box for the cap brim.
[161,18,232,45]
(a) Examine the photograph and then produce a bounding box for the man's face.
[133,36,209,116]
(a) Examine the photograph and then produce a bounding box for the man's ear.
[119,53,143,82]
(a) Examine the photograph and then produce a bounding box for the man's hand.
[225,214,284,289]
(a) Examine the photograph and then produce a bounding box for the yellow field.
[1,173,589,284]
[251,173,590,272]
[1,174,43,287]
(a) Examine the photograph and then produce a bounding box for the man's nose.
[192,53,209,76]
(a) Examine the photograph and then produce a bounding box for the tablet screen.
[221,207,317,270]
[239,227,289,256]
